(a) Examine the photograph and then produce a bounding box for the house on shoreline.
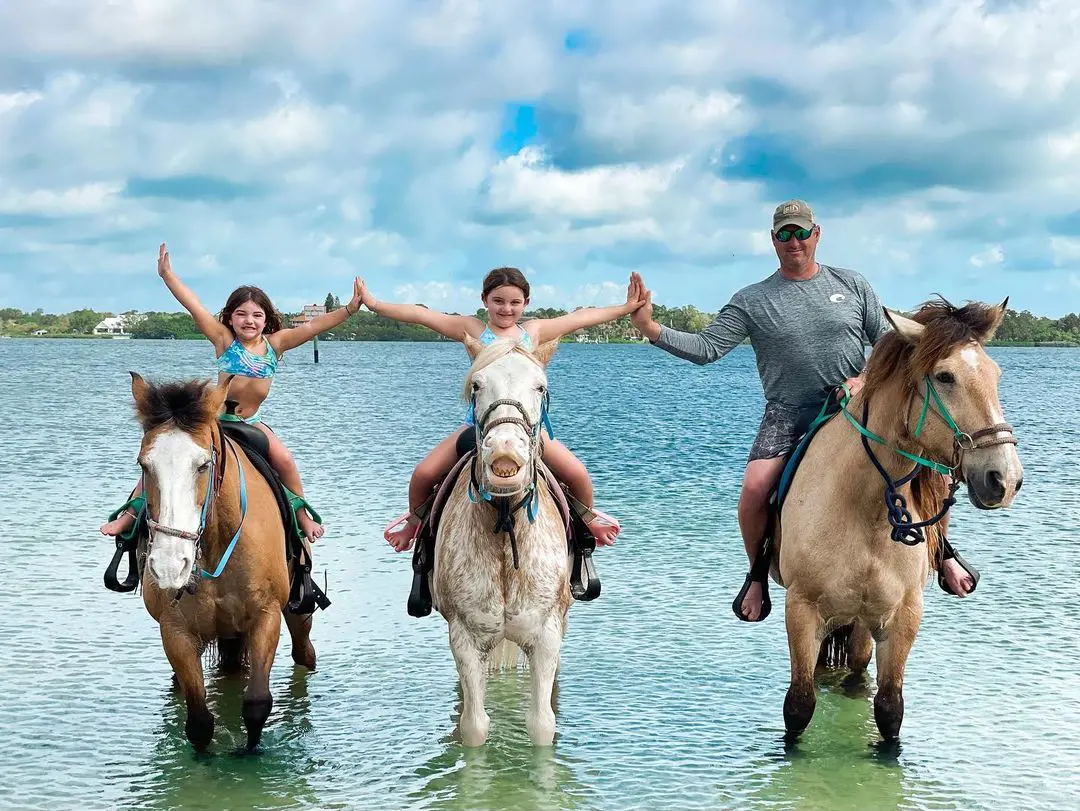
[93,314,144,336]
[290,304,326,328]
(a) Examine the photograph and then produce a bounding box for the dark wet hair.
[481,267,530,301]
[217,285,285,335]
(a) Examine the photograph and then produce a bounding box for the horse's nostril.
[1015,476,1024,492]
[986,469,1006,499]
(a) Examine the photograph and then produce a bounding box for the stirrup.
[938,537,980,596]
[732,537,773,623]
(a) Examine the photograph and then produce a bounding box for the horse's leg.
[448,619,491,747]
[783,595,824,737]
[283,608,316,670]
[241,605,282,751]
[873,593,921,741]
[160,627,214,750]
[848,622,873,674]
[525,614,562,747]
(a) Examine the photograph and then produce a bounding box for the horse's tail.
[817,624,855,670]
[488,639,526,672]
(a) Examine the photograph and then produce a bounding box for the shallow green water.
[2,338,1078,810]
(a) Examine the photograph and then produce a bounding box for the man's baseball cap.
[773,199,815,231]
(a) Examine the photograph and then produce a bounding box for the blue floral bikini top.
[216,338,278,379]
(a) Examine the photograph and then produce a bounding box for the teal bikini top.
[478,324,532,349]
[216,338,277,379]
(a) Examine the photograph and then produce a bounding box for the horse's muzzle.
[147,545,194,592]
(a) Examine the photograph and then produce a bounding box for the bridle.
[143,424,249,596]
[466,391,552,569]
[840,375,1016,546]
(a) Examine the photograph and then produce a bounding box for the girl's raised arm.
[157,243,232,349]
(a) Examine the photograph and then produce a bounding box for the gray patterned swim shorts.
[747,400,833,463]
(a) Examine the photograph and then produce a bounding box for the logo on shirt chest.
[829,293,846,303]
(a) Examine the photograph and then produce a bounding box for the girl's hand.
[157,243,171,277]
[625,272,646,312]
[347,276,363,313]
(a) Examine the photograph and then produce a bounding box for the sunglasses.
[774,227,815,242]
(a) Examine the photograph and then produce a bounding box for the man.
[631,199,977,621]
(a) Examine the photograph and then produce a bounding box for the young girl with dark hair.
[364,267,647,551]
[101,243,361,543]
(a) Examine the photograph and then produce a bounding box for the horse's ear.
[532,339,559,367]
[207,375,234,416]
[464,332,484,359]
[981,296,1009,343]
[883,307,925,343]
[129,371,149,404]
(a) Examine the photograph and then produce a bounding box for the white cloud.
[392,281,478,314]
[969,246,1005,268]
[1051,236,1080,266]
[485,147,680,220]
[0,182,123,216]
[0,90,43,115]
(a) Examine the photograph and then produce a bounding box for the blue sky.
[2,0,1080,318]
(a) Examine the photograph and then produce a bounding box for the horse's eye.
[197,460,211,473]
[934,371,956,385]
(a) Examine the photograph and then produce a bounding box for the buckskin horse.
[769,298,1023,741]
[418,334,577,747]
[124,372,322,751]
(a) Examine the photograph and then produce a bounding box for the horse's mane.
[863,297,1005,395]
[461,338,542,401]
[134,378,216,434]
[861,296,1005,570]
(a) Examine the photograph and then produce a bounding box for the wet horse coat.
[429,335,572,747]
[773,300,1023,741]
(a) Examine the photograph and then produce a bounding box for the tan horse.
[775,299,1023,741]
[129,372,314,751]
[430,335,570,747]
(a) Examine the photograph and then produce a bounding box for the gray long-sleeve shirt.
[653,264,889,407]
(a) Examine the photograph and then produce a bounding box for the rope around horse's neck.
[856,400,960,546]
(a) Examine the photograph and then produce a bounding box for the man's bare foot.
[941,557,974,597]
[740,580,765,621]
[298,510,324,543]
[384,513,421,552]
[100,511,136,537]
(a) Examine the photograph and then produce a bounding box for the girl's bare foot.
[297,509,324,542]
[586,509,621,546]
[384,513,421,552]
[100,510,136,537]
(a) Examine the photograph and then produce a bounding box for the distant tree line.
[2,303,1078,346]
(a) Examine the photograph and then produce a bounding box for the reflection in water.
[124,664,321,811]
[411,672,593,811]
[731,675,960,811]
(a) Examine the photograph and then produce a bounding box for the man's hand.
[630,284,660,341]
[836,374,865,400]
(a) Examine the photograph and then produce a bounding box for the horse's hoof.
[292,644,317,670]
[873,691,904,741]
[783,687,816,735]
[186,708,215,751]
